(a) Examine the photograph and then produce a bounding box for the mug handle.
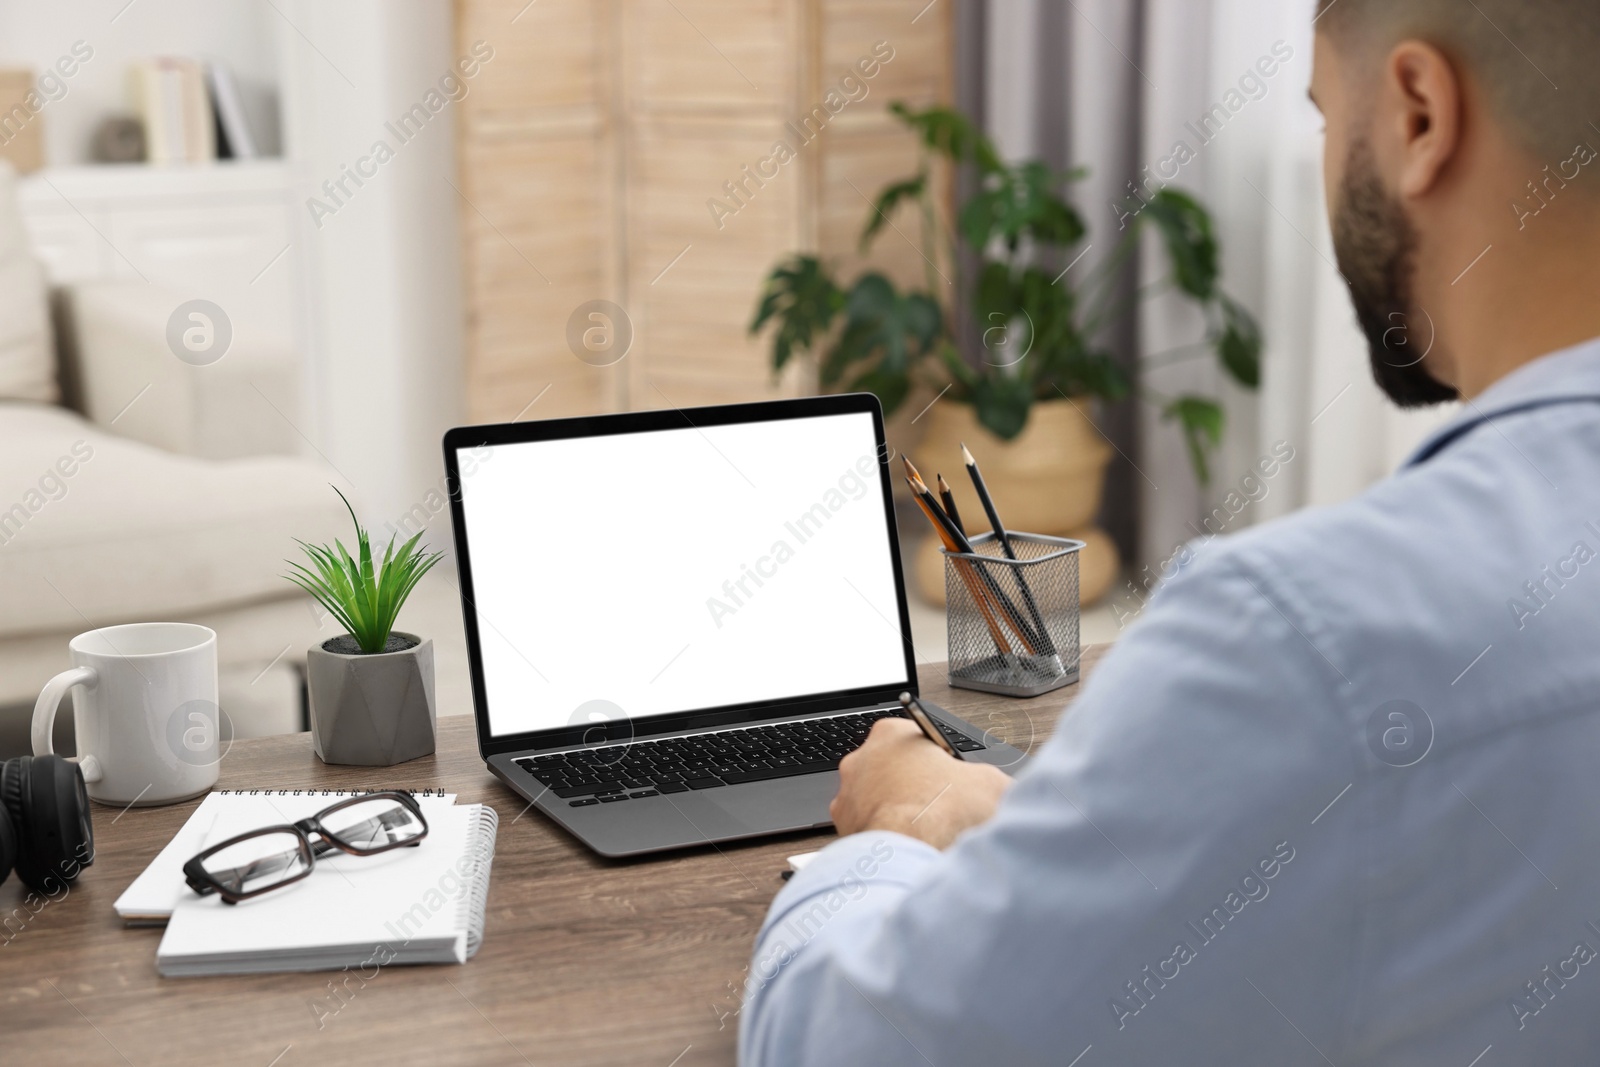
[33,667,103,783]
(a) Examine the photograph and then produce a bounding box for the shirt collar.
[1404,335,1600,467]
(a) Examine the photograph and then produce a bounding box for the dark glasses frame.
[182,790,429,904]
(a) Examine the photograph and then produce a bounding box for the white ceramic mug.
[33,622,221,806]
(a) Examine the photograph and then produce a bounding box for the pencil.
[904,460,1038,651]
[961,443,1056,656]
[904,459,1040,655]
[908,486,1012,655]
[937,474,965,537]
[961,443,1013,551]
[898,692,964,760]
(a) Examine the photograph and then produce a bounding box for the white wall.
[0,0,282,164]
[1141,0,1455,558]
[1199,0,1456,519]
[277,0,465,540]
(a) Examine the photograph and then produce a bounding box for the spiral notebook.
[116,789,461,923]
[116,790,497,977]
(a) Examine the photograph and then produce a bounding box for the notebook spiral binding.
[459,804,499,960]
[215,788,449,797]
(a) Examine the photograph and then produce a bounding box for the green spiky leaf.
[284,487,444,654]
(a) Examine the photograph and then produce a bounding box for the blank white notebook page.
[458,411,910,737]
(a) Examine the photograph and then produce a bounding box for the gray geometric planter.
[306,632,436,766]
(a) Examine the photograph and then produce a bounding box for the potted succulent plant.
[751,103,1260,605]
[285,489,444,766]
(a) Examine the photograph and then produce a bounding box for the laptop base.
[490,704,1029,858]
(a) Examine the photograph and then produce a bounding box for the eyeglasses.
[182,791,429,904]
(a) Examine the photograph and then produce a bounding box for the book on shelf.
[205,62,257,160]
[130,57,215,164]
[0,69,44,173]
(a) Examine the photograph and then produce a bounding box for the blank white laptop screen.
[456,411,910,738]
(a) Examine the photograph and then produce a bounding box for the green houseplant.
[286,488,444,766]
[751,103,1261,485]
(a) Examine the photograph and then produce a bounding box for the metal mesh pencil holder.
[943,532,1083,697]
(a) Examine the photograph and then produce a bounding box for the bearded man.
[741,2,1600,1063]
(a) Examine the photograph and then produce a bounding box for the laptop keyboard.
[514,707,986,808]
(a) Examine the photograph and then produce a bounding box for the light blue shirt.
[741,338,1600,1065]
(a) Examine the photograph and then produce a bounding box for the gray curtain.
[956,0,1150,564]
[959,1,1446,582]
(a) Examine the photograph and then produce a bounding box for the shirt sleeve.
[739,547,1365,1066]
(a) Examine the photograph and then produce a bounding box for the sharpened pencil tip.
[961,442,976,466]
[902,457,929,493]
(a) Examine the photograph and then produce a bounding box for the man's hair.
[1316,0,1600,159]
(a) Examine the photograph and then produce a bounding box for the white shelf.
[18,160,305,205]
[14,154,315,436]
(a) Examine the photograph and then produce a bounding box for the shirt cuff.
[757,830,941,944]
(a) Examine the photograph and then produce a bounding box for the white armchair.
[64,281,306,462]
[0,164,347,743]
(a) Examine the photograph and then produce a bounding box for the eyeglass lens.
[198,830,310,896]
[318,797,427,851]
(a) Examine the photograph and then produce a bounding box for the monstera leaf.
[970,373,1036,441]
[961,161,1087,253]
[845,367,912,416]
[1054,352,1131,403]
[751,255,845,373]
[1013,265,1077,371]
[817,274,943,416]
[1217,295,1262,388]
[1163,395,1226,485]
[889,102,1004,173]
[1140,189,1219,300]
[859,173,928,252]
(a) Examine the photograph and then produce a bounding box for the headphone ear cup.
[1,758,24,891]
[7,755,93,896]
[0,759,16,889]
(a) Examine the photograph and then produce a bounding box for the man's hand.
[830,718,1014,849]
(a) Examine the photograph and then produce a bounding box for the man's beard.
[1330,140,1459,407]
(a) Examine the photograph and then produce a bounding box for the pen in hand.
[898,692,965,761]
[781,697,971,879]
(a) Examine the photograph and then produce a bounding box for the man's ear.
[1386,40,1464,199]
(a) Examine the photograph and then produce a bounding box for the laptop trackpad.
[702,771,838,831]
[650,772,837,845]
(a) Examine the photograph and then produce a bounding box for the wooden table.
[1,651,1102,1067]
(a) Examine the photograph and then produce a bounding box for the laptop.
[442,393,1027,857]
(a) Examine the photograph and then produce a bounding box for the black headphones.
[0,755,94,895]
